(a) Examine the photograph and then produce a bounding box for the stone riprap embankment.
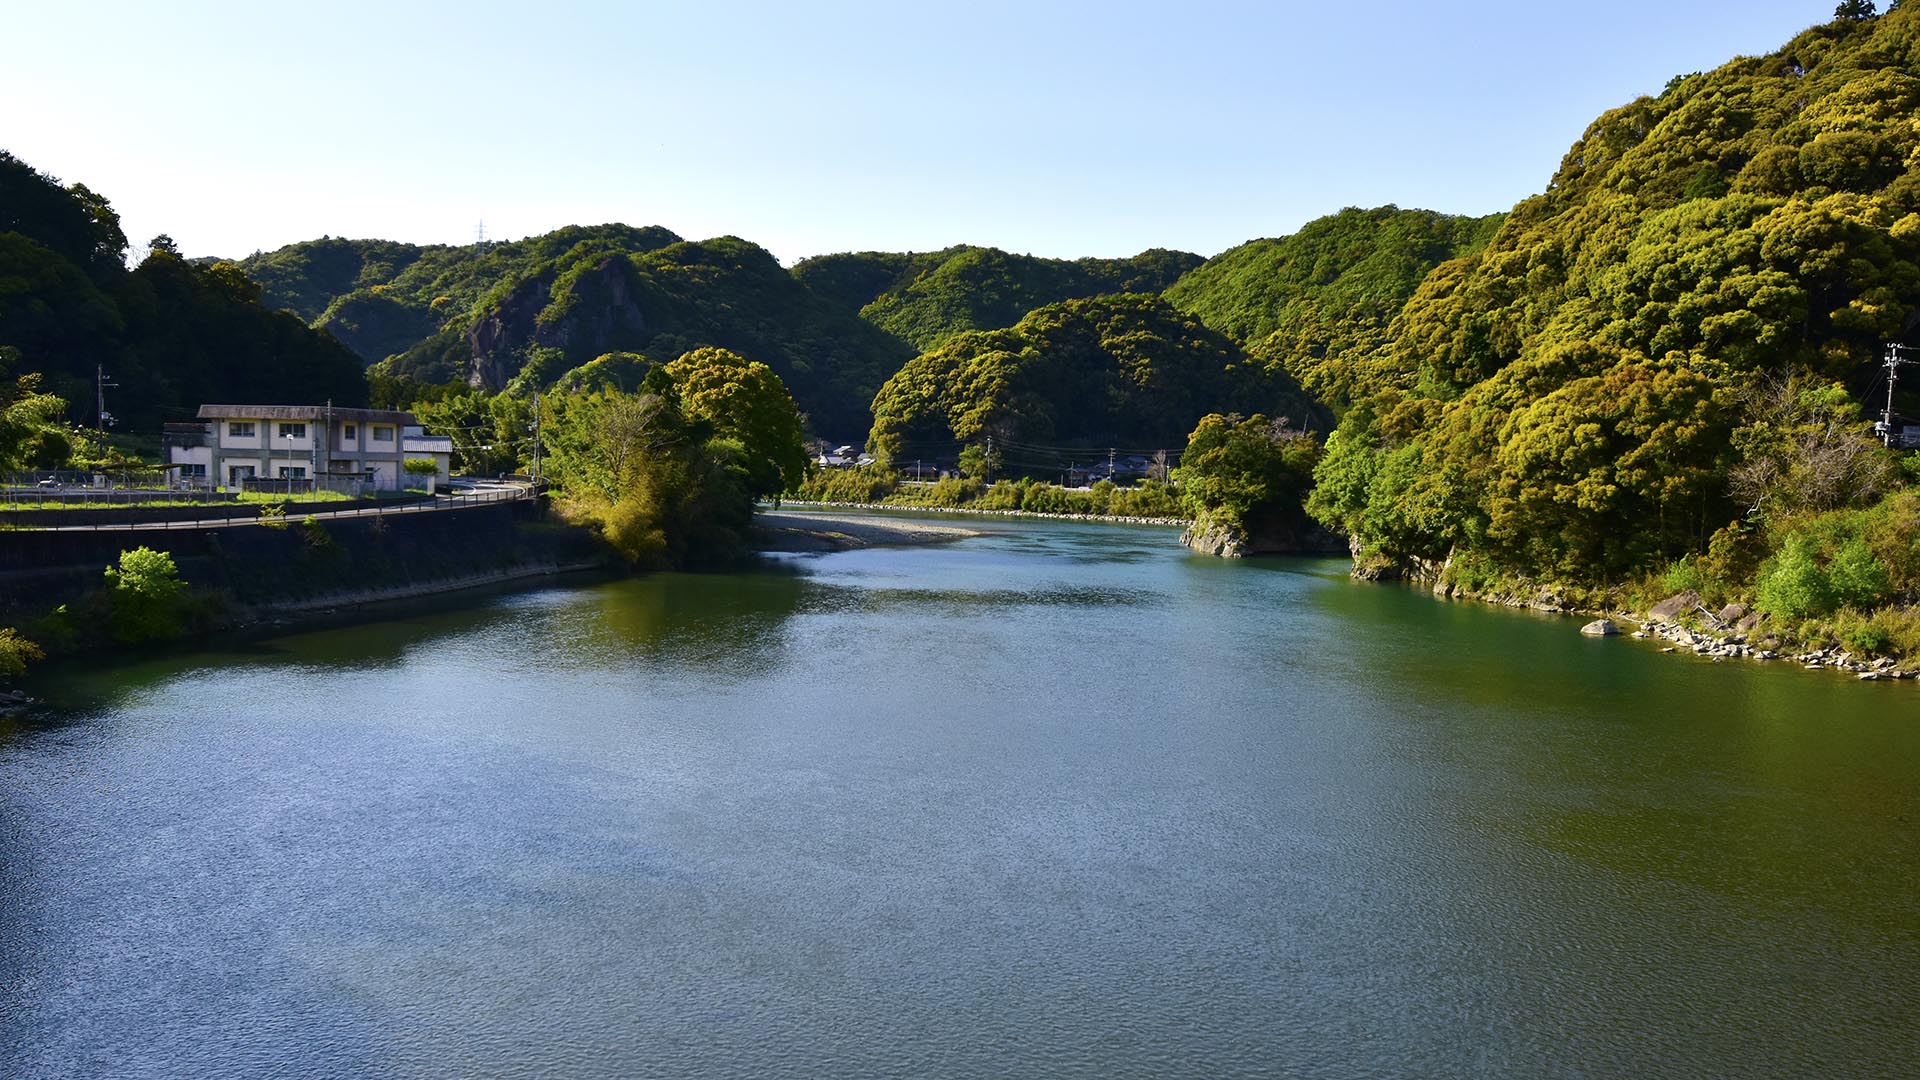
[772,501,1188,527]
[754,511,980,552]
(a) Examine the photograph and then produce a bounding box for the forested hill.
[792,245,1203,351]
[237,232,1205,438]
[240,228,912,437]
[1165,207,1504,407]
[238,225,686,373]
[1311,4,1920,602]
[866,293,1322,467]
[0,151,366,434]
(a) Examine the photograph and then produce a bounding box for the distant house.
[164,405,423,492]
[815,444,871,468]
[401,427,454,487]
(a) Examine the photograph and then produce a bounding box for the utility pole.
[1109,446,1116,479]
[95,364,118,431]
[1879,344,1912,446]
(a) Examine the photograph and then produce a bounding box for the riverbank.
[1395,560,1920,685]
[753,509,982,551]
[0,502,622,681]
[773,499,1188,528]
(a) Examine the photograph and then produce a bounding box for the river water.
[2,512,1916,1078]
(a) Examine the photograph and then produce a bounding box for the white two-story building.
[164,405,440,492]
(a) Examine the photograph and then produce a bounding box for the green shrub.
[790,465,896,504]
[29,604,76,653]
[0,627,44,677]
[103,546,186,644]
[1020,484,1100,515]
[1661,555,1705,596]
[1698,521,1767,594]
[1105,480,1185,518]
[1833,609,1892,656]
[1828,537,1891,609]
[1878,606,1920,659]
[881,476,978,507]
[300,515,332,548]
[975,480,1025,510]
[1756,534,1832,620]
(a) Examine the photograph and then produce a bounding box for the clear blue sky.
[7,0,1830,264]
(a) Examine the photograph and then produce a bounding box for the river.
[3,512,1916,1078]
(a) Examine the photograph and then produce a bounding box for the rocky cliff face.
[1181,517,1247,557]
[465,273,553,389]
[463,257,651,390]
[1181,512,1347,558]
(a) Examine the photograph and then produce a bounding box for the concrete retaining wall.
[0,493,433,529]
[0,499,608,626]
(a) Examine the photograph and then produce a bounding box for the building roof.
[196,405,417,424]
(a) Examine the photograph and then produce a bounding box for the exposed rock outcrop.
[1181,515,1348,558]
[1647,590,1700,620]
[466,257,651,390]
[1181,519,1247,558]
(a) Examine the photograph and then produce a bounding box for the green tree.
[0,627,44,678]
[1174,413,1322,549]
[0,349,73,472]
[957,442,1002,480]
[663,346,810,498]
[102,546,185,644]
[868,293,1320,471]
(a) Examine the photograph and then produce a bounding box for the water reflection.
[2,515,1917,1079]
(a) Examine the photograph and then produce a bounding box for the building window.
[228,465,256,484]
[279,422,306,439]
[277,466,308,479]
[179,464,207,479]
[342,423,357,440]
[228,421,255,438]
[372,425,394,441]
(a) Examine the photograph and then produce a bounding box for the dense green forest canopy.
[1308,5,1920,610]
[539,346,810,567]
[246,227,911,438]
[0,151,367,434]
[793,245,1203,351]
[1165,206,1504,408]
[867,293,1322,470]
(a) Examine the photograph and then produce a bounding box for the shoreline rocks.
[1377,555,1916,686]
[1632,614,1912,679]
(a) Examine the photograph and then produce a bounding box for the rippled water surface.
[3,513,1917,1078]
